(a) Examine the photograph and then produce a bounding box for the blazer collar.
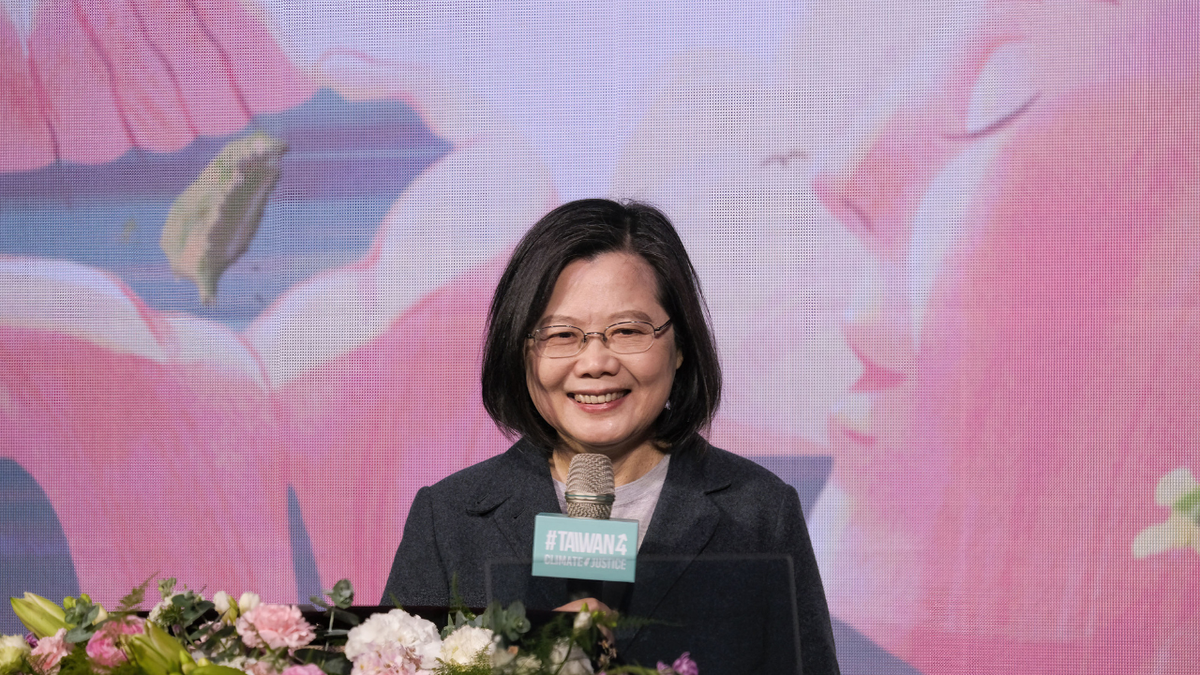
[470,439,568,609]
[622,438,730,649]
[471,437,732,619]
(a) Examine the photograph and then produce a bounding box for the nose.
[840,256,912,391]
[572,334,621,377]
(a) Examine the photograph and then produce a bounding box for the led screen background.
[2,1,1198,673]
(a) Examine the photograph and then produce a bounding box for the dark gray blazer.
[382,437,840,674]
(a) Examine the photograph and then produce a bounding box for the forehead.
[540,252,664,323]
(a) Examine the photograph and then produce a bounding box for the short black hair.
[481,198,722,454]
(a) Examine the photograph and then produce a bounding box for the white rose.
[345,609,443,671]
[439,626,496,666]
[146,597,174,624]
[238,592,261,614]
[0,634,32,674]
[549,640,593,675]
[494,653,542,675]
[573,610,592,632]
[212,592,236,622]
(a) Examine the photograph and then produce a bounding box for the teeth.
[575,392,624,404]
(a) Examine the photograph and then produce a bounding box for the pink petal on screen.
[248,58,556,597]
[189,0,314,114]
[0,258,295,605]
[27,1,132,166]
[0,0,314,172]
[279,260,513,604]
[0,11,56,171]
[64,0,200,154]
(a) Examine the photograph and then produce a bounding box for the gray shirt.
[553,455,670,549]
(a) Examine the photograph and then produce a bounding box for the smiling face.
[525,251,682,459]
[811,1,1200,670]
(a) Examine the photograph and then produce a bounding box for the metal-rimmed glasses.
[528,320,673,358]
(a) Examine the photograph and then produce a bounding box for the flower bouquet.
[5,578,696,675]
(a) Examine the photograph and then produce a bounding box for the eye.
[951,41,1040,140]
[608,323,652,338]
[538,327,581,342]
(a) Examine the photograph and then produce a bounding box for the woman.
[383,199,839,674]
[813,2,1200,673]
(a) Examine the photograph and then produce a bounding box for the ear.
[675,350,684,369]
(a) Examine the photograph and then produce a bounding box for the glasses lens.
[534,326,584,357]
[605,321,655,354]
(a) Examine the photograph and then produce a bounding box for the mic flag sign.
[532,513,638,582]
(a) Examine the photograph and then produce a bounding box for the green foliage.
[165,592,215,641]
[114,576,156,617]
[55,644,102,675]
[327,580,354,609]
[475,603,531,645]
[309,580,360,636]
[29,575,690,675]
[441,610,476,640]
[433,650,493,675]
[62,595,103,643]
[440,601,531,645]
[317,653,351,675]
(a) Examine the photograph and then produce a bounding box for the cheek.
[524,360,556,419]
[646,351,680,400]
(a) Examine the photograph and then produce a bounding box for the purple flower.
[657,652,698,675]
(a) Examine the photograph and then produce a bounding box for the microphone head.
[565,453,615,519]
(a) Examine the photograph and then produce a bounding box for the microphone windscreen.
[565,453,615,519]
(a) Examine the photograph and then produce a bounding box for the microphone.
[565,453,615,519]
[532,452,633,584]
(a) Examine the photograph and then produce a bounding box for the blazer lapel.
[623,445,727,642]
[474,441,568,609]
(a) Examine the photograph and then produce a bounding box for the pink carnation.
[30,629,71,675]
[281,665,326,675]
[86,618,145,668]
[237,604,316,650]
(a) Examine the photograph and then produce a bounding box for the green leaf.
[329,579,354,608]
[319,654,352,675]
[64,626,93,644]
[330,607,361,626]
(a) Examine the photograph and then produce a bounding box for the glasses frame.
[527,319,673,358]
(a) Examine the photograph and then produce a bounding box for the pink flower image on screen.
[0,0,315,604]
[0,0,313,171]
[817,1,1200,673]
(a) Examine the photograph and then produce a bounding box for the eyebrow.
[539,310,657,326]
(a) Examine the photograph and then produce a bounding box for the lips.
[829,393,877,449]
[570,391,629,404]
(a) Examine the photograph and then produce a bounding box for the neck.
[550,442,666,487]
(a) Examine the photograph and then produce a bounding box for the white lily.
[1133,468,1200,558]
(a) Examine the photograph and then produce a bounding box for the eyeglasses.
[528,320,673,358]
